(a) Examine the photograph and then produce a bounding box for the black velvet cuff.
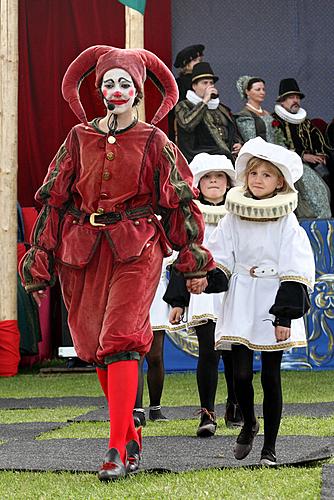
[272,316,291,328]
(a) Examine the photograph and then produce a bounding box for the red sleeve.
[157,142,215,276]
[19,129,78,291]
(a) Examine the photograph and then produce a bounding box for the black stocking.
[195,321,220,411]
[134,331,166,408]
[134,356,145,409]
[221,350,237,403]
[261,350,283,453]
[231,344,256,428]
[146,330,165,407]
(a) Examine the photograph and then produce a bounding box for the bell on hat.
[276,78,305,102]
[174,44,205,69]
[190,152,236,188]
[235,137,303,192]
[191,62,219,84]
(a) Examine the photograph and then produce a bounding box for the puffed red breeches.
[57,233,163,364]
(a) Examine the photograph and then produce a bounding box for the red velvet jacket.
[20,120,214,292]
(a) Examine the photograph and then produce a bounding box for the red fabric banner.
[18,0,171,207]
[0,320,21,376]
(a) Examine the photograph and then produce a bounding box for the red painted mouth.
[109,99,129,105]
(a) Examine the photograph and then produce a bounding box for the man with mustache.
[272,78,332,218]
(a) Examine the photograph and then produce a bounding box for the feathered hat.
[62,45,179,125]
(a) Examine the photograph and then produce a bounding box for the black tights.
[135,330,165,408]
[232,344,283,453]
[196,321,237,412]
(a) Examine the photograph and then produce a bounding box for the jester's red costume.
[19,45,214,479]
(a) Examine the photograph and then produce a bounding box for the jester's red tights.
[96,361,140,464]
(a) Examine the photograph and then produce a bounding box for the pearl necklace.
[246,102,263,114]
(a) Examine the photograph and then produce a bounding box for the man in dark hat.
[168,44,205,141]
[175,61,242,162]
[174,44,205,101]
[272,78,332,217]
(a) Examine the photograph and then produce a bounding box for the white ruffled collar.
[186,89,219,110]
[194,199,227,224]
[225,186,298,220]
[274,104,307,124]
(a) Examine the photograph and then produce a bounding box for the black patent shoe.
[233,419,260,460]
[126,440,141,473]
[224,400,244,428]
[133,409,146,428]
[98,448,127,481]
[196,408,217,437]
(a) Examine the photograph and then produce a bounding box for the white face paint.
[101,68,137,115]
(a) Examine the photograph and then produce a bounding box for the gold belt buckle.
[89,213,106,227]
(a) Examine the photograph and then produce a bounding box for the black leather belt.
[69,205,153,227]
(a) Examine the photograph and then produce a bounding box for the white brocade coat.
[207,212,315,351]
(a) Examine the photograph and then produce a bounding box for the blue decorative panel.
[163,219,334,372]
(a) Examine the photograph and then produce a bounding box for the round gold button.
[97,208,104,214]
[102,171,111,180]
[134,220,140,225]
[106,152,115,161]
[100,193,109,200]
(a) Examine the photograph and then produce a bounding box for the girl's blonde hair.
[242,157,292,195]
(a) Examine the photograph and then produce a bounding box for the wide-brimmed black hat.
[276,78,305,102]
[174,44,205,69]
[191,62,219,84]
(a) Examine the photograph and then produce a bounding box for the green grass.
[0,407,97,424]
[0,370,333,403]
[34,415,334,440]
[0,467,324,500]
[0,370,333,499]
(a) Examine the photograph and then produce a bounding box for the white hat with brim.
[190,153,236,188]
[235,137,303,193]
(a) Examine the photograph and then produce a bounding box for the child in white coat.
[164,153,243,436]
[189,137,315,464]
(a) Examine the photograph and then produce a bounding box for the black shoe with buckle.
[98,448,127,481]
[260,448,277,466]
[133,409,146,428]
[126,440,141,473]
[149,407,169,422]
[224,400,244,428]
[233,419,260,460]
[196,408,217,437]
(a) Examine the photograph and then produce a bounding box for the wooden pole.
[0,0,19,321]
[125,6,146,121]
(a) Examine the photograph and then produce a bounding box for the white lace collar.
[186,89,219,110]
[225,186,298,220]
[274,104,307,124]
